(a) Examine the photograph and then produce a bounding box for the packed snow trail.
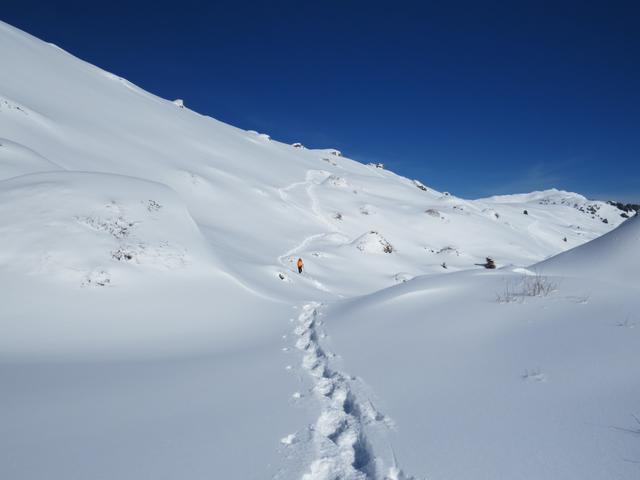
[289,302,415,480]
[276,169,340,293]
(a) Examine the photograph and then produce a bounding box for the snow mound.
[0,171,213,285]
[351,231,394,254]
[0,138,60,180]
[322,174,349,188]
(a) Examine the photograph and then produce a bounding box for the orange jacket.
[297,258,304,268]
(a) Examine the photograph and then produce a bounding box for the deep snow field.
[0,20,638,480]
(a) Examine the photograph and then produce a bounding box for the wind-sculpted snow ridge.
[290,303,416,480]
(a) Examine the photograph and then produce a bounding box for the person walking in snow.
[297,258,304,274]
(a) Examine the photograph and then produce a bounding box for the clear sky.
[3,1,639,201]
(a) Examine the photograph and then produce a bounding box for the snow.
[0,18,637,480]
[323,217,640,479]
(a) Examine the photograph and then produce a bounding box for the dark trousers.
[298,266,303,274]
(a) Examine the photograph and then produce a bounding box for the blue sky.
[4,1,639,201]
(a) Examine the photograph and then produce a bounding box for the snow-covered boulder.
[413,179,428,191]
[352,231,394,254]
[322,174,349,188]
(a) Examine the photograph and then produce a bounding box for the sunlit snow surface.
[0,19,637,480]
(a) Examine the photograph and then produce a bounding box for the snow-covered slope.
[538,212,640,284]
[0,19,627,312]
[322,217,639,479]
[0,19,637,480]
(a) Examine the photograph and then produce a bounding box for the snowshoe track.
[292,302,415,480]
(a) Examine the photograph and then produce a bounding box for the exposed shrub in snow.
[496,273,558,303]
[112,247,135,262]
[359,205,372,215]
[76,214,136,239]
[322,157,338,166]
[292,142,305,149]
[424,208,441,218]
[146,199,162,212]
[523,274,557,296]
[172,99,184,108]
[523,209,529,215]
[333,212,343,220]
[328,149,342,157]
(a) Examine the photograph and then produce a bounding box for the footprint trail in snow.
[289,302,416,480]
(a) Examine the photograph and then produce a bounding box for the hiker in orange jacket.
[297,258,304,274]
